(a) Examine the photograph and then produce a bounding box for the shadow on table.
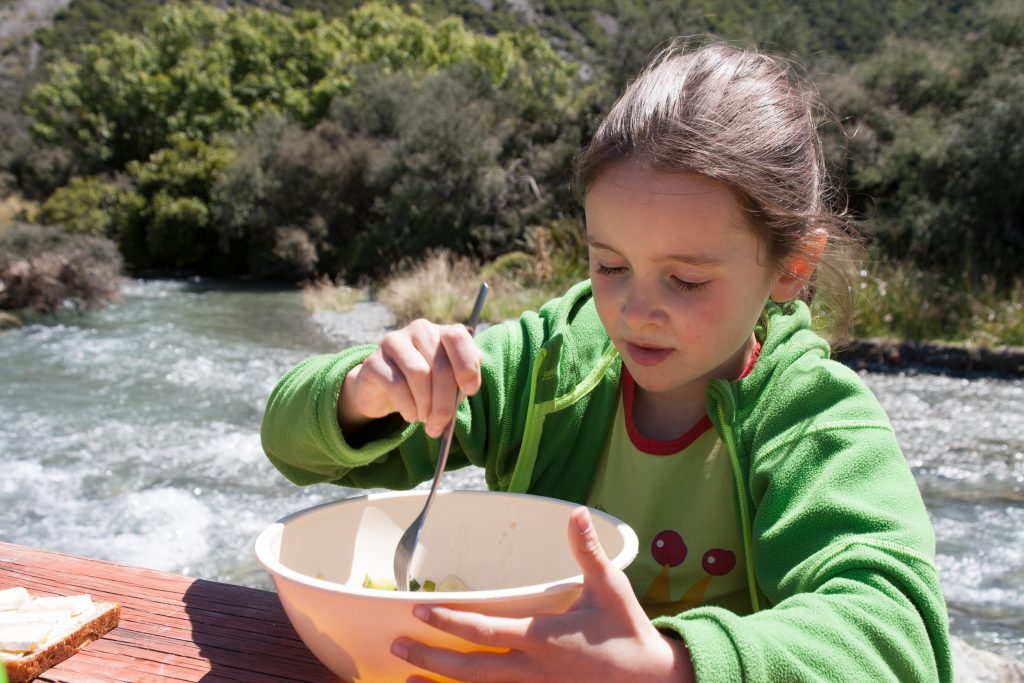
[183,578,344,682]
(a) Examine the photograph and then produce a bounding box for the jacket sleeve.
[653,355,953,682]
[260,318,536,491]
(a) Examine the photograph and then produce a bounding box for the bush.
[212,115,381,278]
[211,53,580,281]
[37,176,122,236]
[0,223,124,314]
[118,133,236,271]
[381,243,588,325]
[822,14,1024,291]
[23,3,583,280]
[367,67,513,267]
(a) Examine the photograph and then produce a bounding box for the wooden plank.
[0,542,343,683]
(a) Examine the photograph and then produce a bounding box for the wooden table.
[0,542,342,682]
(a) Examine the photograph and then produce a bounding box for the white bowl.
[255,489,638,683]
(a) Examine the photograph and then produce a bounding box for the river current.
[0,279,1021,665]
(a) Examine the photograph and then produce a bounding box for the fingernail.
[574,507,590,532]
[413,605,430,621]
[391,640,409,660]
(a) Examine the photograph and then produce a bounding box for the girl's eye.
[670,277,710,293]
[596,264,627,276]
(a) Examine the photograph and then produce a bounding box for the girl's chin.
[627,364,686,394]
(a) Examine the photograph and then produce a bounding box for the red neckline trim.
[622,341,761,456]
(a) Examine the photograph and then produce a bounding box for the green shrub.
[120,133,236,271]
[822,13,1024,290]
[37,176,122,236]
[212,115,380,278]
[481,251,535,283]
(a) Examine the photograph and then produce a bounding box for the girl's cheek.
[590,279,618,326]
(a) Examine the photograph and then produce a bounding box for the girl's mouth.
[626,342,673,366]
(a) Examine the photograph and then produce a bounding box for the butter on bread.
[0,587,120,683]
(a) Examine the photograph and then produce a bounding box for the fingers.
[392,607,530,682]
[569,507,610,568]
[568,507,619,593]
[412,605,532,649]
[393,637,520,683]
[439,325,484,396]
[379,320,436,425]
[358,346,418,423]
[354,320,482,436]
[424,340,457,437]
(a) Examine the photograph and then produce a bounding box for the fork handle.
[420,282,488,507]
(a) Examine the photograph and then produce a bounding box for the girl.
[262,41,952,682]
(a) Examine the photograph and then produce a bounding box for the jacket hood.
[531,279,620,400]
[714,299,832,423]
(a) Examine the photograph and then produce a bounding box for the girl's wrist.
[659,633,696,683]
[337,364,371,432]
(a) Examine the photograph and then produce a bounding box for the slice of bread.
[0,588,120,683]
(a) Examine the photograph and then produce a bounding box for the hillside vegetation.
[1,0,1021,344]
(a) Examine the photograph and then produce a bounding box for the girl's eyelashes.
[670,277,710,293]
[595,263,711,293]
[595,263,627,276]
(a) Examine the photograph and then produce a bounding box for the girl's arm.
[654,358,953,682]
[261,316,535,491]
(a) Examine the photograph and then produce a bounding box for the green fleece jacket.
[261,280,953,682]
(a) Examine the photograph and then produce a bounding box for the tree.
[23,2,582,277]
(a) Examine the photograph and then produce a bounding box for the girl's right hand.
[337,319,484,438]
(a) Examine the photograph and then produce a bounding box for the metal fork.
[393,283,489,591]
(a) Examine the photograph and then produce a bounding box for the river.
[1,279,1021,670]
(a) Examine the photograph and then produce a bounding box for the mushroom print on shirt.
[588,367,751,619]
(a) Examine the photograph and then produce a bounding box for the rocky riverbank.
[953,637,1024,682]
[835,338,1024,377]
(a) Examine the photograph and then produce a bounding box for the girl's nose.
[620,285,662,327]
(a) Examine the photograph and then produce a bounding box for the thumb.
[568,506,615,586]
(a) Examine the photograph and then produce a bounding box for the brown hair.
[575,39,858,340]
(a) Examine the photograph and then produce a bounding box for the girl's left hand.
[390,507,696,683]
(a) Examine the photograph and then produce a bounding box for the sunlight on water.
[862,371,1024,660]
[1,279,1021,662]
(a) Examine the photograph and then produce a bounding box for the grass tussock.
[301,276,366,313]
[378,225,587,327]
[0,194,38,228]
[851,261,1024,347]
[0,311,23,330]
[378,251,486,325]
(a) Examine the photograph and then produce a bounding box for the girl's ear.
[770,229,828,303]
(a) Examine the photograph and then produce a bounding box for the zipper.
[507,347,548,493]
[506,343,620,494]
[715,395,762,614]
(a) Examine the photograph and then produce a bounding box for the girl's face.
[586,164,787,406]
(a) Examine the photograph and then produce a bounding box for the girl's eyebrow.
[588,239,723,266]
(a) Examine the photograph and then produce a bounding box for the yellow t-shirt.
[587,368,750,619]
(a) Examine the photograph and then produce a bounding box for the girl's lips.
[626,342,673,366]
